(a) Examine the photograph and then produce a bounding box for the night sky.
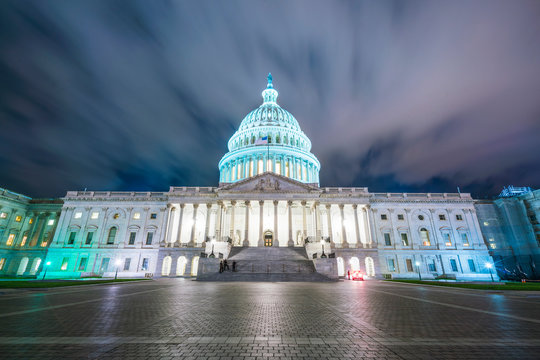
[1,1,539,199]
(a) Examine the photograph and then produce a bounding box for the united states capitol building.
[1,75,511,281]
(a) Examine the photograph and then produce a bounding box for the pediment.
[218,172,319,193]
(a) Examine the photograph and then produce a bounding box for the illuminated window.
[133,213,141,220]
[456,214,463,221]
[67,232,76,245]
[418,215,424,221]
[490,243,496,249]
[47,219,54,226]
[420,228,430,246]
[91,212,99,219]
[443,233,452,246]
[276,161,281,175]
[28,218,33,224]
[249,159,254,177]
[0,212,7,219]
[85,232,94,245]
[381,214,387,220]
[6,234,15,246]
[439,214,446,221]
[20,235,27,247]
[61,257,69,271]
[0,258,5,270]
[128,232,136,245]
[15,215,22,222]
[401,233,409,246]
[387,258,396,272]
[483,221,489,226]
[383,233,391,246]
[468,259,476,272]
[450,259,458,272]
[41,241,47,247]
[150,213,157,219]
[74,212,82,219]
[397,214,404,220]
[107,227,117,244]
[141,258,149,271]
[461,233,469,246]
[113,213,119,219]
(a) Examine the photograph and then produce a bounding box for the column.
[204,203,212,242]
[363,206,372,247]
[215,201,223,240]
[301,201,307,242]
[229,201,236,241]
[163,205,174,246]
[315,202,321,240]
[288,201,293,247]
[243,201,250,246]
[175,204,184,246]
[258,201,264,246]
[188,204,198,247]
[326,204,333,244]
[368,207,378,247]
[272,156,276,174]
[353,205,361,248]
[273,200,278,247]
[340,204,349,248]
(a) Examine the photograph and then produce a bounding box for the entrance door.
[264,231,273,247]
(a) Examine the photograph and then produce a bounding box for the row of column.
[163,201,373,248]
[220,155,318,183]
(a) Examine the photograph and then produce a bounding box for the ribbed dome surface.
[238,101,301,131]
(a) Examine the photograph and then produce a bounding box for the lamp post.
[115,259,122,280]
[415,261,422,281]
[42,261,51,281]
[486,262,494,282]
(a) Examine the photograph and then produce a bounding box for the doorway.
[264,231,273,247]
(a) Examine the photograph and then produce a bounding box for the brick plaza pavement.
[0,279,539,359]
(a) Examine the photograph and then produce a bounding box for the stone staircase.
[197,247,336,282]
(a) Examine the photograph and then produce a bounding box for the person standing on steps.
[232,261,237,272]
[219,260,223,273]
[223,259,230,271]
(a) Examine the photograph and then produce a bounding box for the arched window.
[251,136,255,144]
[191,256,199,276]
[337,257,345,276]
[420,228,430,246]
[161,256,171,276]
[276,134,281,144]
[177,256,187,276]
[107,227,117,244]
[365,257,375,277]
[350,257,360,271]
[17,257,29,275]
[30,258,42,275]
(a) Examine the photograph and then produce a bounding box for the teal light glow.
[218,74,320,185]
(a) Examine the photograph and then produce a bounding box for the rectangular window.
[123,258,131,271]
[406,259,413,272]
[20,235,27,247]
[384,233,391,246]
[68,231,76,245]
[401,233,409,246]
[47,219,54,226]
[100,258,110,272]
[91,212,99,220]
[450,259,458,272]
[387,258,396,272]
[133,212,141,220]
[146,232,153,245]
[443,233,452,246]
[6,234,15,246]
[428,260,436,272]
[490,243,497,249]
[439,214,446,221]
[29,218,33,224]
[456,214,463,221]
[461,233,469,246]
[150,213,157,219]
[85,232,94,245]
[78,258,87,271]
[468,259,476,272]
[129,232,136,245]
[397,214,404,220]
[15,215,22,222]
[141,258,149,271]
[381,214,387,220]
[74,212,82,219]
[0,258,6,270]
[0,212,7,218]
[483,221,489,226]
[61,257,69,271]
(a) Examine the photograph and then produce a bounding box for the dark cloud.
[0,0,539,198]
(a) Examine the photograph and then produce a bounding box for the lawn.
[0,278,151,288]
[389,279,540,291]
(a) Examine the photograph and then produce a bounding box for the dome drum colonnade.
[219,74,320,185]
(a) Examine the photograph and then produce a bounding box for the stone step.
[228,246,308,261]
[227,260,316,274]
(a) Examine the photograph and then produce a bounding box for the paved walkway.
[1,279,539,359]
